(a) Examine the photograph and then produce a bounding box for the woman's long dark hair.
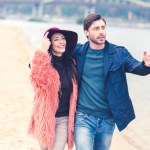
[48,44,77,92]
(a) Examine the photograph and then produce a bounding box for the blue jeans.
[75,112,115,150]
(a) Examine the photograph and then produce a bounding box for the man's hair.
[83,14,106,30]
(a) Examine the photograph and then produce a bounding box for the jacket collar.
[104,41,117,77]
[105,40,117,55]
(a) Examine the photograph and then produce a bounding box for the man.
[71,14,150,150]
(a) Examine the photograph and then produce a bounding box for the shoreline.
[0,22,147,150]
[1,18,150,30]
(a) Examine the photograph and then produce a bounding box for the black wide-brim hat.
[44,27,78,54]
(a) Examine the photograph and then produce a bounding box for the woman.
[28,27,78,150]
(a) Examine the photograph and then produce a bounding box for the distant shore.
[1,16,150,30]
[106,18,150,29]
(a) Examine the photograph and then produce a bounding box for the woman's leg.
[51,116,68,150]
[40,146,48,150]
[40,116,68,150]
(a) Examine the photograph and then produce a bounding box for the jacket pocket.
[109,64,125,83]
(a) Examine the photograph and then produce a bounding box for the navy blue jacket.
[72,41,150,131]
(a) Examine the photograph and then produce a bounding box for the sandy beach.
[0,23,139,150]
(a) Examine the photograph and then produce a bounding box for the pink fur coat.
[28,51,78,150]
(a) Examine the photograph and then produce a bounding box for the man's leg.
[94,118,115,150]
[74,112,95,150]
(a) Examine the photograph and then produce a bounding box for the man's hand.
[40,32,51,52]
[143,51,150,67]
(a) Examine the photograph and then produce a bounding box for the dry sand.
[0,23,137,150]
[0,24,39,150]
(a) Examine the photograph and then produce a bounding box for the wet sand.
[0,23,137,150]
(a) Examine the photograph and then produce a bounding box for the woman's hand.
[40,32,51,52]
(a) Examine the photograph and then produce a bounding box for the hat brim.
[45,29,78,54]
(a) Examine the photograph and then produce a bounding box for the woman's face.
[51,33,66,56]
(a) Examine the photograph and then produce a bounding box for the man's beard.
[90,37,105,45]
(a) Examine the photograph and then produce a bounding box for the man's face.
[84,19,106,48]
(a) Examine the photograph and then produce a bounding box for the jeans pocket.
[106,118,115,125]
[75,112,86,125]
[76,111,85,118]
[75,112,90,128]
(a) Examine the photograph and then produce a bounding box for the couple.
[28,14,150,150]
